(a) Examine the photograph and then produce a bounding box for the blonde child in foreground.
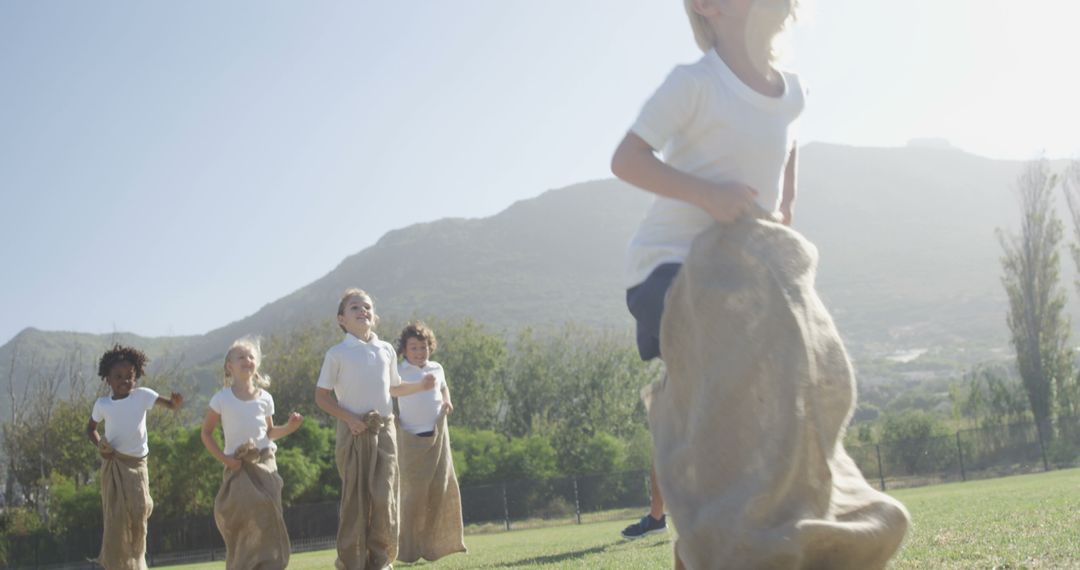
[394,321,467,562]
[86,344,183,570]
[315,288,437,570]
[201,337,303,570]
[611,0,909,567]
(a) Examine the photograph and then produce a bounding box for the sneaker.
[621,514,667,539]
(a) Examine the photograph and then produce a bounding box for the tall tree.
[998,159,1070,441]
[1057,158,1080,418]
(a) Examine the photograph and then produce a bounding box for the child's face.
[404,337,430,367]
[106,361,137,399]
[225,346,257,381]
[338,295,375,338]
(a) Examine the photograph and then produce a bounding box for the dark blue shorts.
[626,263,682,361]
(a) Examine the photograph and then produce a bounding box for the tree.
[880,410,952,476]
[433,319,508,431]
[2,344,96,506]
[501,328,563,437]
[1057,158,1080,418]
[998,159,1070,442]
[951,366,1028,429]
[262,322,342,422]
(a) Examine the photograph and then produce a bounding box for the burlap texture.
[396,413,467,562]
[94,440,152,570]
[213,442,290,569]
[647,218,910,569]
[335,412,399,570]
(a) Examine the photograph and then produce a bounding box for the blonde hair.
[684,0,799,67]
[337,288,378,333]
[223,336,271,388]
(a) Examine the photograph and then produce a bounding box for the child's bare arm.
[389,374,438,398]
[315,387,367,434]
[441,384,453,415]
[611,132,758,223]
[778,145,798,226]
[267,413,304,440]
[155,392,184,410]
[86,418,101,447]
[201,410,241,471]
[87,418,114,459]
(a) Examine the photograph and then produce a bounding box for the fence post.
[572,477,582,525]
[955,431,966,482]
[875,444,886,491]
[1036,419,1050,472]
[502,482,511,531]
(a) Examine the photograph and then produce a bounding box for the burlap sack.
[213,442,290,570]
[94,440,153,570]
[335,412,399,570]
[647,218,910,569]
[396,413,467,562]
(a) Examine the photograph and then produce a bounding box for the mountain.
[4,143,1060,405]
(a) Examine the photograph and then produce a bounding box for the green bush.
[1046,438,1080,468]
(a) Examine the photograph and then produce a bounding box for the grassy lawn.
[888,468,1080,569]
[160,468,1080,569]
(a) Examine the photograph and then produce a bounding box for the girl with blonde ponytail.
[200,337,304,569]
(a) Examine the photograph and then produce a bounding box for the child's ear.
[692,0,722,18]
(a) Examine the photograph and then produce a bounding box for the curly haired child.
[86,344,182,570]
[394,321,466,563]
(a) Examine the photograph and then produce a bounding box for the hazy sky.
[1,0,1078,345]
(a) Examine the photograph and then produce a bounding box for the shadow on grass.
[492,543,614,567]
[492,537,670,568]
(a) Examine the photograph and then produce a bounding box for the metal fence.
[5,415,1080,568]
[847,415,1080,490]
[1,469,653,569]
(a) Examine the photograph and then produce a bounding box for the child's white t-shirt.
[397,360,447,434]
[625,48,806,288]
[208,387,276,456]
[91,387,159,457]
[316,333,401,417]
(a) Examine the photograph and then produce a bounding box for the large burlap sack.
[335,412,398,570]
[396,413,467,562]
[94,440,153,570]
[213,442,290,570]
[647,218,910,569]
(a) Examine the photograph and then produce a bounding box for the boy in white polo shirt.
[315,288,436,570]
[86,344,183,570]
[394,321,466,563]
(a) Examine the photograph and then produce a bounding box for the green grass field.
[161,468,1080,569]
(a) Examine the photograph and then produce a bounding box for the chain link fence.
[5,416,1080,568]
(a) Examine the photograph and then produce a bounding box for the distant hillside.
[6,143,1063,405]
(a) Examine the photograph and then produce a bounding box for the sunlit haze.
[1,0,1077,344]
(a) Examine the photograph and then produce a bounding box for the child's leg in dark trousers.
[622,263,681,540]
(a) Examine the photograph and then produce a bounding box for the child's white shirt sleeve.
[387,345,401,387]
[265,391,275,417]
[138,387,160,410]
[631,66,702,152]
[91,399,104,422]
[316,351,339,390]
[208,389,223,414]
